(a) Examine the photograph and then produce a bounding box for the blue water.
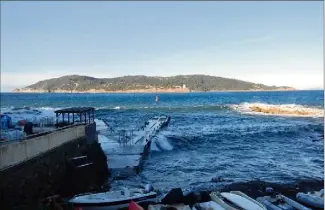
[1,90,324,192]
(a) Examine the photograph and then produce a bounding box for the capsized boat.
[69,187,158,210]
[210,191,267,210]
[256,194,312,210]
[296,189,324,209]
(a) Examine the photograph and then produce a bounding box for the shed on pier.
[54,107,95,127]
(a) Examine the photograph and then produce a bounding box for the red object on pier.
[129,200,144,210]
[18,120,27,126]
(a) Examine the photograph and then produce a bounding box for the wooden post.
[72,113,75,123]
[68,113,70,124]
[84,112,86,124]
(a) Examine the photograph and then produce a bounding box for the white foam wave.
[1,107,58,123]
[231,103,324,118]
[1,106,114,134]
[153,136,173,151]
[96,106,128,111]
[150,141,161,152]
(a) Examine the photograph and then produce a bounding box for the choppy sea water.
[1,90,324,192]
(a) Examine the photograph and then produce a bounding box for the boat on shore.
[256,194,312,210]
[296,189,324,209]
[69,187,158,210]
[210,191,267,210]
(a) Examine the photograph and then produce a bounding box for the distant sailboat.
[155,96,159,103]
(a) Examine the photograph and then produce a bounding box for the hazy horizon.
[1,1,323,92]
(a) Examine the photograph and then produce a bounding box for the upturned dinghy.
[296,189,324,209]
[256,194,312,210]
[69,187,158,210]
[210,191,267,210]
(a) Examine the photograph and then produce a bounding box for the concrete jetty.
[0,107,109,208]
[98,116,170,177]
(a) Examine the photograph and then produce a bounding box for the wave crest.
[231,103,323,117]
[0,107,59,123]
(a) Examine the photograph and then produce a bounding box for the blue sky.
[1,1,323,91]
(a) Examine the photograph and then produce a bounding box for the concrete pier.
[0,107,109,209]
[98,116,170,177]
[0,124,86,170]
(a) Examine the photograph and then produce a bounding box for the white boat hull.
[296,191,324,209]
[69,189,158,210]
[71,197,157,210]
[210,191,266,210]
[256,195,312,210]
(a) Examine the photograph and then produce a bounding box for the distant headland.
[13,74,295,93]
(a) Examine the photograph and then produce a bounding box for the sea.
[1,90,324,193]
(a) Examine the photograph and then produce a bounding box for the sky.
[0,1,323,91]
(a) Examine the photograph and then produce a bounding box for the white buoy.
[145,184,153,193]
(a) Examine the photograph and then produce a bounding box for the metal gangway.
[101,119,115,132]
[117,129,135,146]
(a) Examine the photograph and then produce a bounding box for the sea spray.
[152,135,173,151]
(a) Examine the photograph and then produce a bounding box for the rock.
[199,191,211,202]
[182,191,199,207]
[211,177,225,183]
[161,188,184,205]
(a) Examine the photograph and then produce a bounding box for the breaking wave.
[231,103,324,118]
[2,102,323,125]
[151,135,173,152]
[0,106,58,123]
[94,103,324,119]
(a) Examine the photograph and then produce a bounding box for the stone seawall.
[0,136,109,209]
[0,125,86,170]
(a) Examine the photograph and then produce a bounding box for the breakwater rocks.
[0,137,109,209]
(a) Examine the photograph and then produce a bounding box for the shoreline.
[16,178,324,209]
[9,89,301,94]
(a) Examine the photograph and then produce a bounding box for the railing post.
[56,113,58,127]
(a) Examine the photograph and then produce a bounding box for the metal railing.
[117,129,134,146]
[0,129,25,144]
